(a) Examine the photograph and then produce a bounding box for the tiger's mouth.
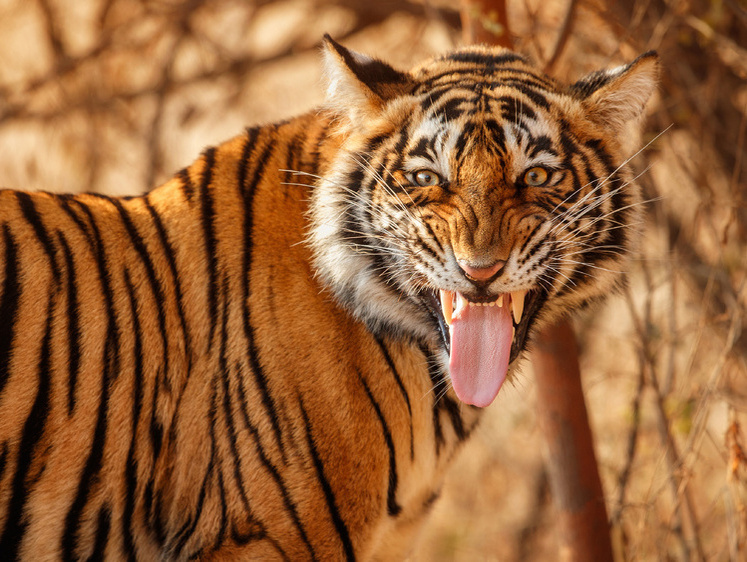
[422,288,546,407]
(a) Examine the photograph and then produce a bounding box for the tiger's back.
[0,38,657,560]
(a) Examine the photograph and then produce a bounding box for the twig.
[543,0,577,73]
[36,0,66,65]
[623,263,706,561]
[612,347,646,526]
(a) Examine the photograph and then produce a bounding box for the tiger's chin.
[420,287,547,407]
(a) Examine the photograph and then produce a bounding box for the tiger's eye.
[413,170,441,187]
[524,167,549,187]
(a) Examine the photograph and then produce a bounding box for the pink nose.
[457,260,505,281]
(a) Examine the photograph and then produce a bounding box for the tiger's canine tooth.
[496,294,504,308]
[439,290,454,325]
[510,290,527,324]
[454,292,468,320]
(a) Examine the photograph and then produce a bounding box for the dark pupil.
[419,172,432,184]
[529,170,543,183]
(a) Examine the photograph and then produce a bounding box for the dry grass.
[0,0,744,559]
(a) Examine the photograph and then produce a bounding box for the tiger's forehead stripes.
[416,79,553,123]
[395,98,564,190]
[412,48,557,90]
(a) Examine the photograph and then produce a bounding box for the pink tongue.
[449,299,513,407]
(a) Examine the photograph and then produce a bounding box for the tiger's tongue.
[448,295,512,407]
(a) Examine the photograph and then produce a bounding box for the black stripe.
[440,394,467,442]
[502,80,551,109]
[421,346,468,446]
[0,225,20,394]
[143,196,191,365]
[0,442,8,482]
[237,128,261,194]
[419,84,454,112]
[15,192,61,286]
[446,50,525,66]
[363,131,391,155]
[517,222,545,260]
[121,270,144,562]
[238,133,287,459]
[483,118,507,156]
[498,95,537,121]
[358,374,401,517]
[454,121,477,163]
[199,147,220,344]
[283,129,306,192]
[149,378,164,461]
[373,337,414,460]
[177,168,195,203]
[74,201,122,375]
[417,67,554,94]
[62,311,116,560]
[411,237,443,266]
[584,137,616,176]
[57,195,94,242]
[528,135,555,158]
[211,469,228,553]
[233,363,317,560]
[110,198,171,388]
[299,398,356,561]
[217,278,253,514]
[421,222,445,256]
[90,506,112,560]
[245,134,278,195]
[145,479,167,547]
[438,96,468,121]
[172,403,216,557]
[0,297,53,559]
[57,232,82,416]
[420,344,445,454]
[407,137,432,160]
[308,121,332,174]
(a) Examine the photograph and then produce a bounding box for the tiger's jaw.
[421,288,546,407]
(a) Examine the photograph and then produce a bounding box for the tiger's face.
[310,38,658,407]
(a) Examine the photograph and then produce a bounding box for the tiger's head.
[309,36,658,407]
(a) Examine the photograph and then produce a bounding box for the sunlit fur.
[0,39,657,560]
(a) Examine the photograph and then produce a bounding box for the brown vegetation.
[0,0,744,559]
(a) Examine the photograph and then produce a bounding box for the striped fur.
[0,38,657,560]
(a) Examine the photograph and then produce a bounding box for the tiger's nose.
[457,259,506,282]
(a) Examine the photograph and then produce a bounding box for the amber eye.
[523,166,550,187]
[411,169,441,187]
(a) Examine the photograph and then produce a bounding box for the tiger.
[0,35,658,560]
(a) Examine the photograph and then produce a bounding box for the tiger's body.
[0,38,657,560]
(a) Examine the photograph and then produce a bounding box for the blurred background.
[0,0,744,559]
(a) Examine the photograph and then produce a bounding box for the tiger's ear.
[571,52,659,133]
[322,35,413,123]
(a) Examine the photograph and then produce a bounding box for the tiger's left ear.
[571,52,660,133]
[322,35,413,124]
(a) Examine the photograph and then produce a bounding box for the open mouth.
[422,288,546,407]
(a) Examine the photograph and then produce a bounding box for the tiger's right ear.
[322,35,413,124]
[570,52,660,135]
